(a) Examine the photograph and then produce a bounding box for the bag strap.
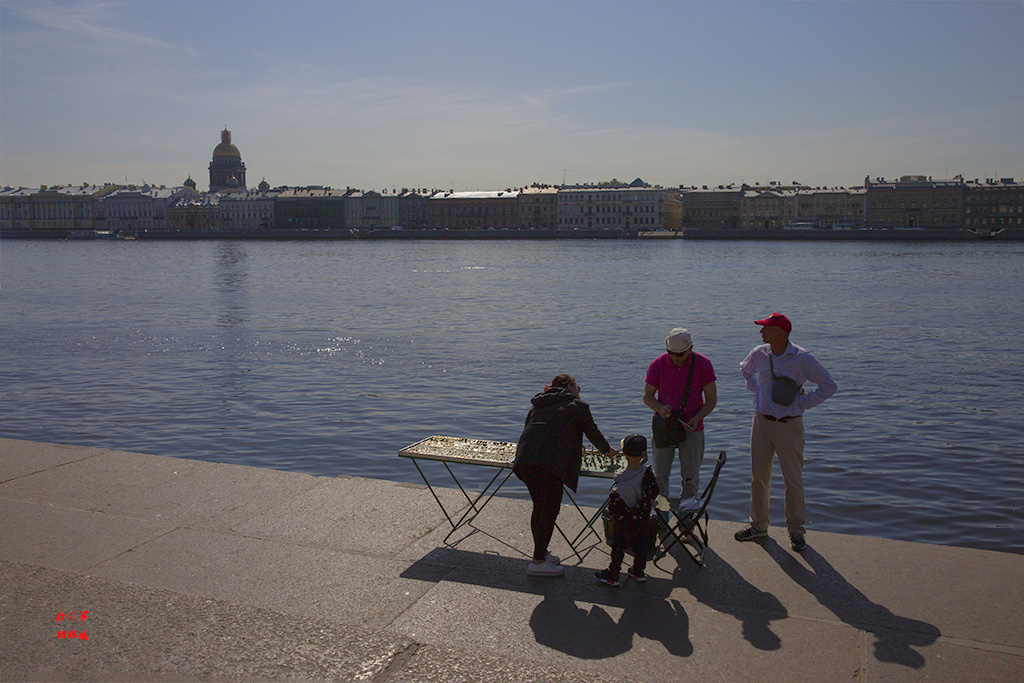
[770,352,803,387]
[676,353,697,417]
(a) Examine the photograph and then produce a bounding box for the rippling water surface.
[2,239,1022,554]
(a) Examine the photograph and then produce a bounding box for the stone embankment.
[2,438,1022,682]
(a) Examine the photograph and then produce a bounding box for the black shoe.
[626,567,647,583]
[734,525,768,542]
[595,569,622,586]
[790,533,806,552]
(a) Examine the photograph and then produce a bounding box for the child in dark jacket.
[596,434,660,586]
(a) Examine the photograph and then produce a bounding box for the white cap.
[665,328,693,353]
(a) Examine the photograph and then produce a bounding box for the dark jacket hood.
[514,385,610,493]
[531,387,580,409]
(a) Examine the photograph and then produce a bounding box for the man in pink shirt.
[643,328,718,510]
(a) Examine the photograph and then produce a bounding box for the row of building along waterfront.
[3,175,1021,234]
[2,128,1020,234]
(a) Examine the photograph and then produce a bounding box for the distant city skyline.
[2,1,1022,191]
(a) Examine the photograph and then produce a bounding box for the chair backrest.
[692,451,727,519]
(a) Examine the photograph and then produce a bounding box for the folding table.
[399,435,627,560]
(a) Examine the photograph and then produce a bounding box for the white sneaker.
[527,559,565,577]
[545,552,561,565]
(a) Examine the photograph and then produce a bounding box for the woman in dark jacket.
[513,374,617,577]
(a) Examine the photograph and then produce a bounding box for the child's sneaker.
[594,569,622,586]
[626,567,647,583]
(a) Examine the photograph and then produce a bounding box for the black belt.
[759,414,800,423]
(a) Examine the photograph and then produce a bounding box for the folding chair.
[654,451,727,568]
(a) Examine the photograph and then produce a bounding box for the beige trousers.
[748,413,806,535]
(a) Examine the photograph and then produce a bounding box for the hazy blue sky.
[2,0,1021,191]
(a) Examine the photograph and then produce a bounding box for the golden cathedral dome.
[212,128,241,158]
[209,127,246,192]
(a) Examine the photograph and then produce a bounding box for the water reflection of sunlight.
[4,240,1023,554]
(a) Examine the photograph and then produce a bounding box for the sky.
[1,0,1022,192]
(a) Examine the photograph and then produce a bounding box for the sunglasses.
[668,349,691,357]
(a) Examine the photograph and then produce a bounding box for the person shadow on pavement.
[400,545,694,659]
[761,539,941,668]
[666,547,787,651]
[529,586,692,659]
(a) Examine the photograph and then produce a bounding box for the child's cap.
[621,433,647,458]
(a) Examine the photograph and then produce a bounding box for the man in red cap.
[736,313,837,552]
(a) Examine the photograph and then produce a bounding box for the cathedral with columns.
[208,128,246,192]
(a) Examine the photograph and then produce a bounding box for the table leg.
[408,457,516,543]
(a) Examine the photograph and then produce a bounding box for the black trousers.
[608,517,653,576]
[515,464,565,561]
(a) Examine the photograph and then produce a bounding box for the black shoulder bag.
[769,353,802,407]
[651,356,696,448]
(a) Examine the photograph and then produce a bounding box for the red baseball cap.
[755,313,792,333]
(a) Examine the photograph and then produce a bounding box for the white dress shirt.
[740,341,837,419]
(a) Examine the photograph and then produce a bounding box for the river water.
[1,238,1022,554]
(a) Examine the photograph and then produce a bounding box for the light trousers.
[748,414,806,535]
[653,429,705,500]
